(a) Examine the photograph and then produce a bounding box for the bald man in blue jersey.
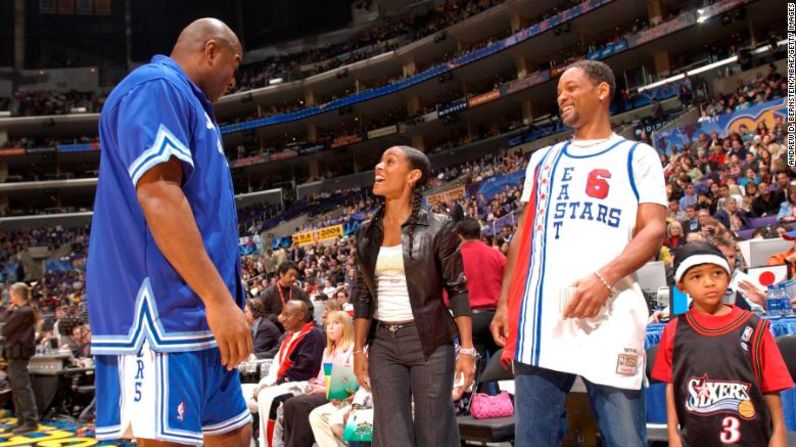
[87,18,253,446]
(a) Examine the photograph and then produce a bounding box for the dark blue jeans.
[368,323,459,447]
[513,363,647,447]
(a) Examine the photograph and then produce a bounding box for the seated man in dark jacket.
[245,299,282,359]
[714,197,749,230]
[249,300,325,446]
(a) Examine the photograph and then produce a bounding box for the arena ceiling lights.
[639,39,787,93]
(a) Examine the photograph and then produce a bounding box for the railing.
[221,0,754,135]
[483,210,520,237]
[221,0,616,134]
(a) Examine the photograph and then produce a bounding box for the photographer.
[3,283,39,434]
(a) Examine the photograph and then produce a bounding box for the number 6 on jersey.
[585,169,611,199]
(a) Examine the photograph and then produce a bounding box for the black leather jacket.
[354,209,471,358]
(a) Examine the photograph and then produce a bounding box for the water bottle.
[779,284,792,317]
[766,285,783,316]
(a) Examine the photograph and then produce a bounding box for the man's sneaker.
[12,422,38,435]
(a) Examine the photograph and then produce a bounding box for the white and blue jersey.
[87,55,243,356]
[89,55,250,442]
[515,133,667,390]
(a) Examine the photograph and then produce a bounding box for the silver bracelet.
[456,346,480,359]
[593,271,617,296]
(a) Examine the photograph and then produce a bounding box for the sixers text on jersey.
[686,374,756,419]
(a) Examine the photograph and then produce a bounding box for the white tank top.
[373,245,414,322]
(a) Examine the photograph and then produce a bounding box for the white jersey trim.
[90,277,216,355]
[128,123,194,186]
[516,142,569,364]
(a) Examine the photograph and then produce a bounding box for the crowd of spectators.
[233,0,509,92]
[241,238,357,304]
[34,270,85,311]
[0,224,89,264]
[238,202,283,237]
[12,89,104,116]
[698,64,785,120]
[657,77,790,267]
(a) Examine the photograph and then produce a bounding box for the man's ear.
[204,39,219,65]
[598,82,611,102]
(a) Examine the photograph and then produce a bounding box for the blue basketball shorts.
[94,341,251,445]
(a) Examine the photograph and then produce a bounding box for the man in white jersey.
[490,60,667,446]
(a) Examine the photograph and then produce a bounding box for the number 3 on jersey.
[720,416,740,444]
[585,169,611,199]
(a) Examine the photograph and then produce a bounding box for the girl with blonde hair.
[323,310,354,357]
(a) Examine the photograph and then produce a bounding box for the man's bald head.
[173,18,241,56]
[170,18,242,102]
[285,300,308,317]
[280,300,310,332]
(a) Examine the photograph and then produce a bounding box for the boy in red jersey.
[652,242,792,446]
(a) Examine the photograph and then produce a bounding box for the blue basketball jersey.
[87,55,243,355]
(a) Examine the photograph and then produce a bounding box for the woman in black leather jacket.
[352,145,476,447]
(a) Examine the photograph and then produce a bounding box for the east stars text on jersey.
[551,166,622,239]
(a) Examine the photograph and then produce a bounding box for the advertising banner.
[367,125,398,139]
[27,146,57,154]
[57,142,100,153]
[269,149,299,161]
[0,148,25,157]
[468,90,501,108]
[437,99,468,117]
[653,98,786,155]
[425,186,466,206]
[291,224,345,246]
[298,143,327,156]
[331,134,363,149]
[232,154,266,168]
[504,71,551,95]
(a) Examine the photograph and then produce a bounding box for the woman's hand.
[455,354,476,392]
[353,350,370,392]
